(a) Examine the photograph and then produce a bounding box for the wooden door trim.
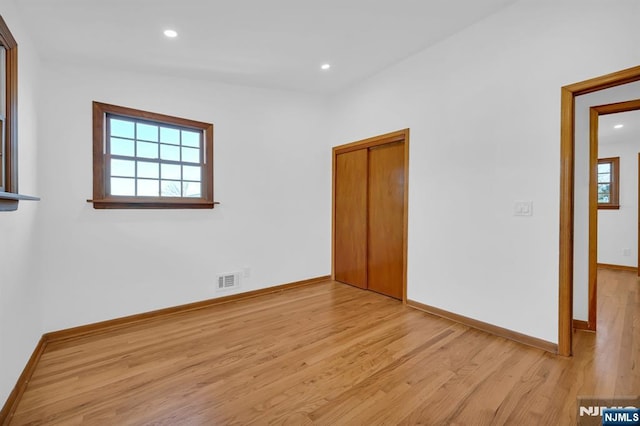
[582,107,599,332]
[331,129,410,303]
[559,65,640,356]
[584,99,640,333]
[334,132,407,156]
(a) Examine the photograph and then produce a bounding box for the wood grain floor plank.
[8,270,640,425]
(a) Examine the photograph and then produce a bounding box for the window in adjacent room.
[597,157,619,209]
[91,102,215,209]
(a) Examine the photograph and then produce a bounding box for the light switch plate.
[514,201,533,216]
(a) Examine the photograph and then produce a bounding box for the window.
[0,15,17,194]
[91,102,215,209]
[0,15,37,211]
[597,157,619,209]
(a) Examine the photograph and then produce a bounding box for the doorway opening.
[575,101,640,333]
[558,65,640,356]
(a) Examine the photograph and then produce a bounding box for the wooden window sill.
[87,197,220,209]
[0,191,40,211]
[598,204,620,210]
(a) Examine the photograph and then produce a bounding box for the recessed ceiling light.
[164,29,178,38]
[321,63,331,70]
[614,124,624,129]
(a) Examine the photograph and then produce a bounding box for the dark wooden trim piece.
[88,198,218,209]
[333,131,407,156]
[564,65,640,96]
[558,87,575,357]
[92,101,106,201]
[95,102,213,130]
[407,299,558,354]
[588,109,599,331]
[559,66,640,357]
[572,319,594,331]
[402,130,410,303]
[0,16,16,49]
[592,98,640,115]
[331,149,336,281]
[597,263,638,272]
[45,275,331,344]
[0,336,47,425]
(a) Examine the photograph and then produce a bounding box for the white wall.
[573,82,640,320]
[598,127,640,267]
[328,0,640,342]
[0,0,42,405]
[36,62,331,332]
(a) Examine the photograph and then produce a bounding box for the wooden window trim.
[0,15,39,211]
[597,157,619,210]
[0,15,17,194]
[90,102,216,209]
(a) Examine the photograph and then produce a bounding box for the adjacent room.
[1,0,639,424]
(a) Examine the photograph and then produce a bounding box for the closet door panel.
[334,149,368,289]
[367,142,404,299]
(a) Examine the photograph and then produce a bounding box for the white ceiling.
[599,109,640,145]
[15,0,517,93]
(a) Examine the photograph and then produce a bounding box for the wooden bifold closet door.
[333,131,407,300]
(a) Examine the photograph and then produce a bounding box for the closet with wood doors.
[333,129,408,300]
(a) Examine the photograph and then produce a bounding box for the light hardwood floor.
[8,269,640,425]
